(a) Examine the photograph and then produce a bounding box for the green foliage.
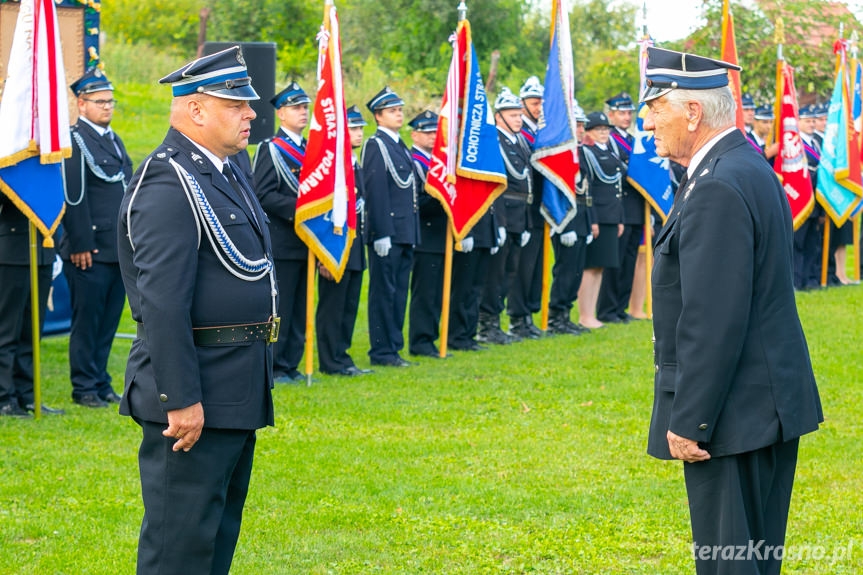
[101,0,202,54]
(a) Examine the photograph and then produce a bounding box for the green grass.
[1,281,861,574]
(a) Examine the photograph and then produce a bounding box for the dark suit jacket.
[347,160,367,272]
[252,128,308,261]
[648,129,822,460]
[412,147,447,254]
[610,128,645,225]
[581,142,624,225]
[497,131,532,234]
[361,130,420,246]
[60,121,133,262]
[118,127,275,430]
[0,196,55,266]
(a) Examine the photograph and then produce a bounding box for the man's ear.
[686,101,702,131]
[187,97,207,127]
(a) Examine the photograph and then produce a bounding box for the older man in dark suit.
[644,47,823,575]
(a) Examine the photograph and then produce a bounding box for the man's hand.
[667,430,711,463]
[497,227,507,247]
[374,236,392,258]
[617,223,624,238]
[520,230,531,247]
[591,224,599,238]
[163,402,204,452]
[70,250,98,270]
[459,237,474,253]
[318,262,334,281]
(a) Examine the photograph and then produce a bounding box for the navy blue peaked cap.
[346,105,367,127]
[70,68,113,96]
[814,103,829,117]
[606,91,635,111]
[798,104,817,119]
[585,112,611,131]
[754,106,774,120]
[159,46,259,101]
[642,47,742,102]
[367,86,404,113]
[741,93,755,109]
[408,110,438,132]
[271,82,310,108]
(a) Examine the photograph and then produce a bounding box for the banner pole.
[854,213,861,282]
[540,222,551,331]
[305,250,315,386]
[439,225,454,358]
[821,222,830,287]
[644,202,653,319]
[29,222,42,420]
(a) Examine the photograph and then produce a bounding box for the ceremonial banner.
[295,0,356,282]
[774,63,814,229]
[0,0,70,247]
[425,19,506,241]
[817,43,863,227]
[720,0,746,132]
[531,0,578,232]
[851,59,863,217]
[628,36,673,222]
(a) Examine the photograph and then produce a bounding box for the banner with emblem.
[851,58,863,218]
[0,0,71,247]
[816,41,863,227]
[530,0,578,232]
[425,18,507,241]
[773,63,814,230]
[295,0,356,282]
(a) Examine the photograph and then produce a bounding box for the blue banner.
[628,102,673,221]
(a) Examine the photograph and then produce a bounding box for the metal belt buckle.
[269,317,281,343]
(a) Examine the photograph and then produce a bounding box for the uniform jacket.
[0,196,55,266]
[412,146,447,254]
[497,129,532,234]
[361,129,420,246]
[60,121,133,262]
[648,129,822,460]
[252,128,308,261]
[580,142,625,225]
[801,133,823,220]
[609,127,645,225]
[347,160,367,272]
[118,127,275,430]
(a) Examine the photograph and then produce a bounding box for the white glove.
[52,255,64,280]
[586,234,594,245]
[459,237,474,253]
[520,230,531,247]
[374,236,392,258]
[497,226,507,247]
[490,246,500,255]
[560,231,577,247]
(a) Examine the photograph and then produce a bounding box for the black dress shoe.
[73,394,109,408]
[370,357,412,367]
[24,403,65,415]
[597,315,622,324]
[100,391,122,404]
[0,402,32,418]
[410,347,439,358]
[345,366,373,375]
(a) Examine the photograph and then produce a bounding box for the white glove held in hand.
[520,230,531,247]
[460,237,474,253]
[560,231,577,247]
[497,227,507,247]
[374,236,392,258]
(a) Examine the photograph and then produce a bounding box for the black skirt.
[830,219,853,246]
[585,223,620,269]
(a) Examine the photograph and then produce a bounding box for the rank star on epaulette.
[191,152,202,163]
[700,168,710,176]
[684,181,695,201]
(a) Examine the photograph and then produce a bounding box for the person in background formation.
[795,104,825,291]
[252,82,311,384]
[577,112,624,330]
[643,46,822,575]
[408,110,450,358]
[315,105,373,376]
[519,76,543,146]
[741,93,755,131]
[118,46,276,575]
[362,87,421,367]
[750,106,779,161]
[597,91,643,325]
[548,102,592,336]
[62,69,133,408]
[813,102,827,142]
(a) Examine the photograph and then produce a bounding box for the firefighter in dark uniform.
[61,69,133,407]
[741,93,755,131]
[118,47,276,575]
[362,87,420,367]
[252,82,310,383]
[796,104,824,291]
[0,198,64,417]
[315,105,373,376]
[407,110,449,357]
[597,91,642,324]
[643,47,822,575]
[750,105,779,161]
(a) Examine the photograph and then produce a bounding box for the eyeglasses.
[82,98,117,108]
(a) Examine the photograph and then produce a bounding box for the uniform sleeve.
[252,143,298,221]
[669,179,754,443]
[61,140,95,254]
[361,138,395,241]
[128,159,202,411]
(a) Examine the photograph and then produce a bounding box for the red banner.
[774,63,814,230]
[720,0,746,132]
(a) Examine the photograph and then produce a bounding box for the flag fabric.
[0,0,71,247]
[295,1,356,282]
[851,60,863,217]
[721,0,746,132]
[531,0,578,233]
[816,41,863,227]
[425,19,506,241]
[627,37,673,222]
[773,63,814,230]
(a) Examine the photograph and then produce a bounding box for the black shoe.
[325,366,372,376]
[23,403,65,415]
[523,315,544,337]
[576,323,594,333]
[370,357,414,367]
[449,340,487,351]
[99,391,122,404]
[597,315,623,324]
[508,320,540,340]
[410,347,440,358]
[0,402,32,418]
[478,326,511,345]
[73,394,109,408]
[281,370,318,383]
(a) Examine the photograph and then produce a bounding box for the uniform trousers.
[550,236,587,312]
[65,261,126,398]
[273,258,307,375]
[0,264,50,406]
[597,223,641,321]
[448,249,488,347]
[316,268,363,373]
[367,243,413,363]
[684,438,799,575]
[507,228,543,318]
[480,234,521,316]
[136,420,256,575]
[409,252,444,355]
[793,218,822,289]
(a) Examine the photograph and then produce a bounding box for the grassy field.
[1,280,861,574]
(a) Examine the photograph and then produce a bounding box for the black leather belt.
[137,319,279,345]
[576,197,593,206]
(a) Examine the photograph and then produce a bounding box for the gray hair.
[665,86,736,130]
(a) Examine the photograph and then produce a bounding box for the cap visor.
[203,84,260,101]
[640,86,672,103]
